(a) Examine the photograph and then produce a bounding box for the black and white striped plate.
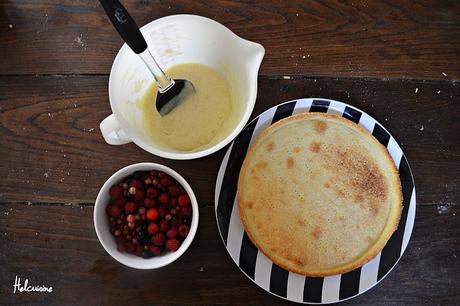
[215,98,416,304]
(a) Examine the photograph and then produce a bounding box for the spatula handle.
[99,0,147,54]
[99,0,174,91]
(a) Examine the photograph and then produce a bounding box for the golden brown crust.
[237,112,402,277]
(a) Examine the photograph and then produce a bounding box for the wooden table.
[1,1,459,305]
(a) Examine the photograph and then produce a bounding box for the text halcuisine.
[13,276,53,294]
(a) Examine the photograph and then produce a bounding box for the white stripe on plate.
[358,252,381,293]
[248,107,277,148]
[327,100,346,116]
[292,99,313,115]
[358,112,376,133]
[401,188,416,255]
[226,199,244,264]
[214,142,233,210]
[287,272,306,303]
[321,275,341,304]
[387,137,403,168]
[254,252,273,291]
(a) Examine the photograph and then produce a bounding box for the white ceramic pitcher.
[100,14,264,160]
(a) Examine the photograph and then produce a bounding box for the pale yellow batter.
[140,63,238,151]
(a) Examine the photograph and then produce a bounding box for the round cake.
[237,112,402,276]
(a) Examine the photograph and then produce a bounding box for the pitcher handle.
[100,114,132,145]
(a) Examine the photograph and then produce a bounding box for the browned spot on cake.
[313,121,327,134]
[356,224,361,230]
[294,258,306,267]
[335,188,345,198]
[246,201,253,209]
[293,146,301,153]
[324,182,331,188]
[254,161,267,170]
[287,156,294,168]
[365,236,374,244]
[354,194,364,202]
[271,247,278,253]
[369,201,379,216]
[266,141,274,152]
[309,141,321,153]
[333,148,388,201]
[311,227,322,240]
[250,173,260,181]
[338,216,345,222]
[295,217,306,227]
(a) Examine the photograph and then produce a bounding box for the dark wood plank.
[0,203,458,305]
[0,76,458,206]
[1,0,459,79]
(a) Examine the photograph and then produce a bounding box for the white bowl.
[100,14,265,160]
[93,162,199,269]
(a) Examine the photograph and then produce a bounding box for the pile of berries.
[105,170,192,258]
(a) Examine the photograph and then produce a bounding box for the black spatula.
[99,0,195,116]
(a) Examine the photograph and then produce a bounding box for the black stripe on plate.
[342,106,362,124]
[216,118,259,245]
[309,100,330,113]
[372,123,391,147]
[303,277,324,303]
[239,232,258,279]
[377,155,414,280]
[269,264,289,298]
[339,267,362,300]
[271,101,297,124]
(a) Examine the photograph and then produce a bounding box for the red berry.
[135,245,144,256]
[182,206,192,217]
[168,185,181,197]
[114,198,126,207]
[178,224,189,238]
[117,241,126,252]
[107,205,121,218]
[171,217,181,228]
[125,202,137,214]
[149,245,161,255]
[169,197,177,207]
[109,185,124,200]
[158,206,168,218]
[147,222,159,235]
[160,220,171,233]
[152,233,165,246]
[130,179,143,190]
[133,189,145,201]
[166,227,178,238]
[158,193,169,204]
[146,208,159,220]
[160,175,174,187]
[126,243,136,253]
[126,214,135,223]
[158,171,167,178]
[140,172,150,180]
[144,198,155,208]
[146,187,158,198]
[150,170,159,177]
[178,194,191,207]
[166,238,180,251]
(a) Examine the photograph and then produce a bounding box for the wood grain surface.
[1,0,459,79]
[1,0,459,305]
